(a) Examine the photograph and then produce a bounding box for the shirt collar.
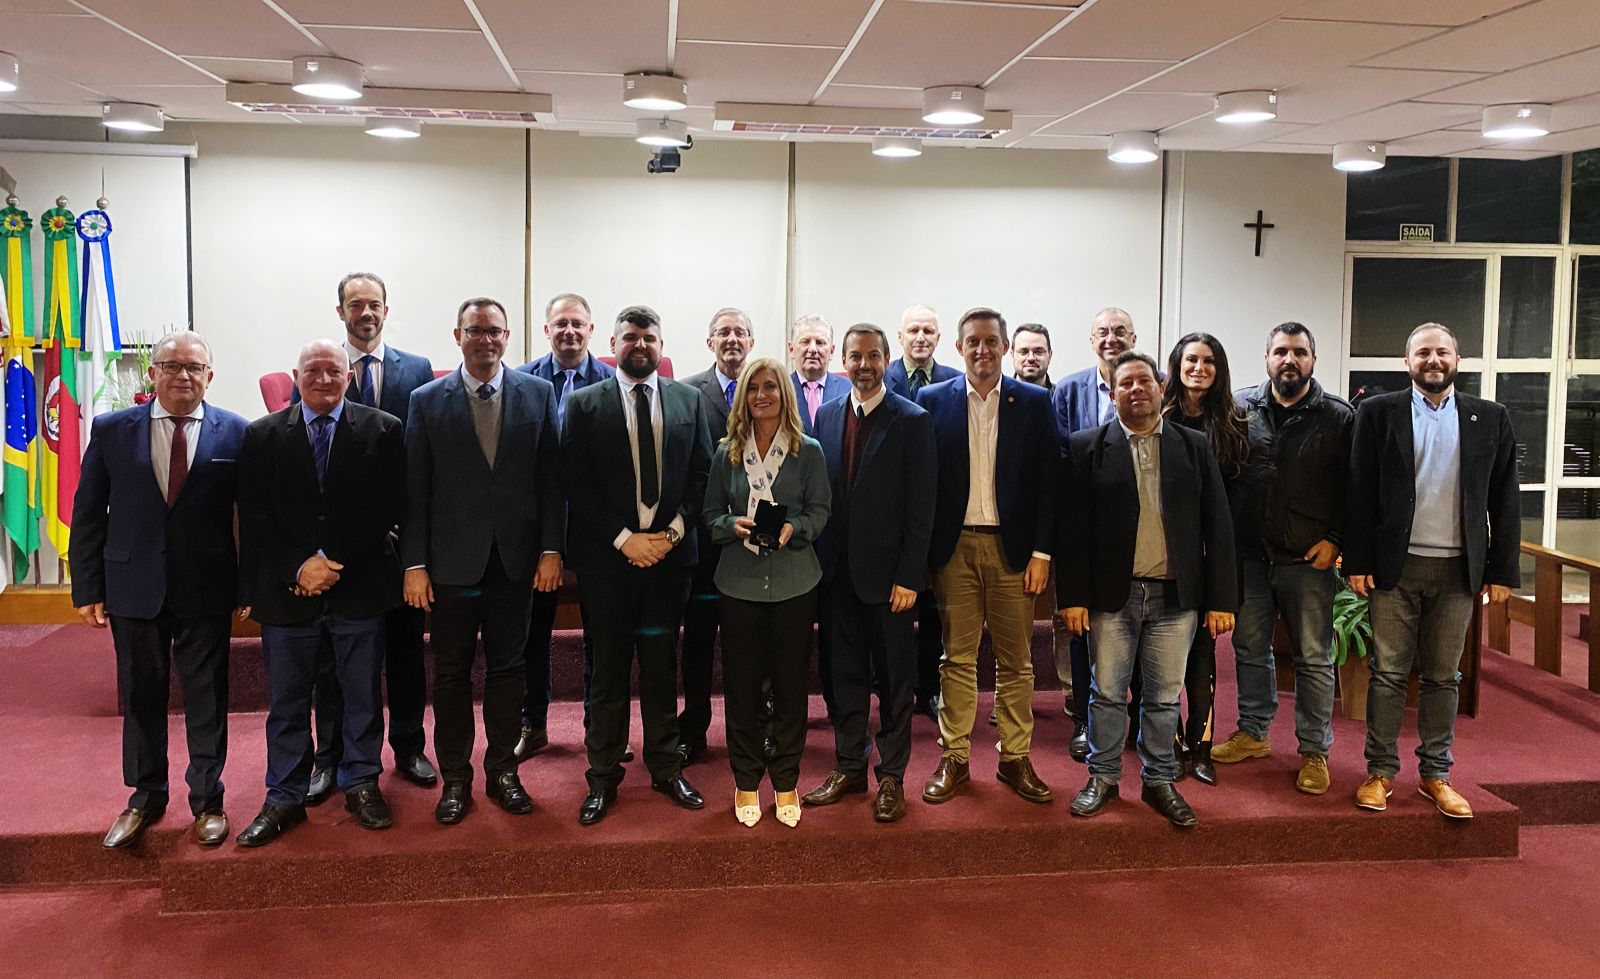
[715,367,739,393]
[851,386,887,416]
[797,371,828,389]
[621,371,660,395]
[346,340,385,365]
[300,399,345,425]
[460,362,505,393]
[1412,386,1454,413]
[1118,416,1164,439]
[151,399,206,421]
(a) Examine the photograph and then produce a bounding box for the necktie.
[478,382,494,401]
[909,368,928,394]
[856,403,866,420]
[310,414,334,484]
[635,385,659,508]
[558,369,576,426]
[358,355,377,407]
[166,416,190,506]
[724,379,736,408]
[805,380,823,423]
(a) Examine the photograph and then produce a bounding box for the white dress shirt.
[347,340,385,409]
[850,385,886,417]
[963,382,1001,527]
[149,399,203,500]
[613,372,686,550]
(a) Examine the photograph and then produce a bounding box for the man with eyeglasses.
[515,293,615,761]
[72,331,249,849]
[678,308,756,764]
[402,298,564,825]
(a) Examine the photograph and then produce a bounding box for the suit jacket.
[681,366,735,442]
[813,391,936,603]
[1052,364,1108,447]
[917,374,1057,575]
[292,344,433,428]
[1057,421,1238,614]
[402,368,564,586]
[885,357,960,401]
[239,402,405,624]
[703,436,831,602]
[1343,389,1520,593]
[69,401,248,620]
[519,351,615,404]
[790,371,851,433]
[560,375,713,575]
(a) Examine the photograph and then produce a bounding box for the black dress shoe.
[305,768,335,806]
[1070,776,1120,817]
[344,785,393,830]
[1191,742,1217,786]
[651,774,705,810]
[235,803,306,847]
[1141,781,1198,828]
[621,745,635,763]
[676,740,705,766]
[487,771,534,814]
[435,781,472,825]
[396,753,438,787]
[578,787,615,825]
[514,725,549,762]
[1069,719,1090,763]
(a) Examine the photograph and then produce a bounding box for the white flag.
[77,209,120,432]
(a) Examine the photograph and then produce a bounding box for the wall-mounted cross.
[1244,209,1275,257]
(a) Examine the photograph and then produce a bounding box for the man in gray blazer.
[402,297,564,825]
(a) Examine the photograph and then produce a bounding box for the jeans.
[1087,580,1198,784]
[1365,555,1475,780]
[1232,559,1337,756]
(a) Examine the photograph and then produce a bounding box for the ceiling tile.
[816,84,923,109]
[0,101,97,117]
[1276,67,1486,125]
[1138,20,1441,94]
[1004,133,1108,150]
[1032,0,1306,60]
[318,27,516,91]
[1275,101,1481,144]
[1,12,216,85]
[96,83,256,121]
[1039,92,1213,135]
[1246,142,1337,154]
[276,1,479,30]
[1454,147,1562,159]
[674,41,841,104]
[76,0,313,61]
[1156,117,1304,150]
[188,57,292,85]
[476,0,670,74]
[1361,0,1600,73]
[1385,130,1495,156]
[677,0,875,46]
[0,0,79,11]
[1412,47,1600,107]
[831,0,1064,87]
[1289,0,1527,26]
[1499,123,1600,153]
[514,70,625,123]
[985,58,1172,115]
[1,59,105,101]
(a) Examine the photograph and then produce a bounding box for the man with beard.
[677,308,756,763]
[1012,323,1054,387]
[562,305,713,825]
[1211,323,1352,797]
[1345,323,1518,820]
[789,313,850,433]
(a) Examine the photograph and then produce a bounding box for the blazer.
[238,401,406,625]
[292,344,433,427]
[1057,421,1238,614]
[702,436,831,602]
[680,365,735,442]
[69,401,248,620]
[560,375,713,575]
[789,370,851,432]
[519,351,615,402]
[1052,364,1107,447]
[916,374,1057,574]
[813,391,937,603]
[1343,389,1520,593]
[885,357,960,401]
[402,368,564,586]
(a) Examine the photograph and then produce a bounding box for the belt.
[962,525,1002,534]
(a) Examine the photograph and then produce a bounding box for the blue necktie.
[558,369,576,426]
[725,379,736,408]
[310,414,334,484]
[477,382,494,401]
[357,355,377,407]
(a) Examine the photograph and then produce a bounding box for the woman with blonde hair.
[703,356,831,827]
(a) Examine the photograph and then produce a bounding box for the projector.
[647,136,692,174]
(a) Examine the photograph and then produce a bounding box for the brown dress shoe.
[803,770,869,807]
[997,756,1053,804]
[921,755,969,804]
[193,810,229,846]
[1419,778,1473,819]
[103,807,161,849]
[873,777,908,823]
[1354,774,1394,811]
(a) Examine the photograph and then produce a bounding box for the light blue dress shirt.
[1409,387,1463,557]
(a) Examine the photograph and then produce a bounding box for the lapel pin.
[1007,396,1015,403]
[1470,414,1478,421]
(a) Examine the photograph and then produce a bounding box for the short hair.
[901,304,939,326]
[708,307,752,336]
[1092,306,1133,328]
[1013,323,1051,349]
[842,323,891,359]
[456,296,507,326]
[1407,321,1458,352]
[615,304,661,333]
[1111,349,1160,383]
[1268,321,1317,356]
[544,292,592,321]
[789,313,833,343]
[153,329,212,364]
[337,272,386,305]
[957,306,1008,343]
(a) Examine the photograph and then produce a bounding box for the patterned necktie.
[477,382,494,401]
[358,354,377,407]
[558,369,576,425]
[635,385,659,508]
[310,414,334,484]
[724,379,736,408]
[909,367,928,394]
[167,416,190,506]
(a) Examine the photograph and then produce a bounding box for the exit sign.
[1400,223,1435,242]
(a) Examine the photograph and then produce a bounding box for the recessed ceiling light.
[636,117,690,148]
[101,102,164,133]
[365,117,421,139]
[291,56,363,101]
[623,73,689,112]
[922,86,985,126]
[1332,141,1386,172]
[872,136,922,158]
[1214,90,1277,124]
[1482,103,1551,139]
[1108,131,1159,164]
[0,53,18,94]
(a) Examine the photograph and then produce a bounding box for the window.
[1349,258,1486,357]
[1572,149,1600,246]
[1498,256,1557,358]
[1457,157,1563,244]
[1345,156,1450,242]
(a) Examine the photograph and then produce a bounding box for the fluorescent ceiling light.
[1332,140,1386,172]
[1108,131,1158,164]
[636,117,690,147]
[101,102,164,133]
[623,73,688,112]
[872,136,922,158]
[1482,103,1551,139]
[365,117,421,139]
[292,56,363,101]
[921,86,985,126]
[0,54,17,94]
[1214,90,1277,124]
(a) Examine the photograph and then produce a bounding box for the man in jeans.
[1211,323,1352,796]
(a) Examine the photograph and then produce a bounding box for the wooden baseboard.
[0,585,79,624]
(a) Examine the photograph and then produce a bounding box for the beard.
[620,350,659,379]
[1411,364,1457,394]
[1271,369,1309,401]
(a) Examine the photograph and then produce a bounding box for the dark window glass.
[1496,373,1548,482]
[1348,371,1480,405]
[1350,258,1486,357]
[1562,374,1600,479]
[1345,156,1450,241]
[1556,488,1600,563]
[1457,157,1562,244]
[1576,256,1600,359]
[1498,256,1556,358]
[1573,149,1600,246]
[1518,489,1543,596]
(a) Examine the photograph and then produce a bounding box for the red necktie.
[167,416,190,506]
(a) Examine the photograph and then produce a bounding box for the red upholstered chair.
[434,369,450,378]
[597,355,674,379]
[258,371,293,412]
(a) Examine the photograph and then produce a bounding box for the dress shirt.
[459,362,505,396]
[149,399,204,500]
[613,372,685,550]
[298,399,345,438]
[1094,370,1115,425]
[1119,417,1170,579]
[347,340,385,409]
[963,381,1002,527]
[1409,387,1464,557]
[716,366,739,407]
[849,386,886,418]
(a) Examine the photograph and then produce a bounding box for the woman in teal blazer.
[704,357,831,828]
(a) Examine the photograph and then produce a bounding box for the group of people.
[70,272,1521,852]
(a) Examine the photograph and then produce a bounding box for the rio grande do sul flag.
[40,344,79,559]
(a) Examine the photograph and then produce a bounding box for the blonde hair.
[724,357,805,469]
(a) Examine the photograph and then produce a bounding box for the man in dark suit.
[917,308,1057,807]
[789,313,850,432]
[802,323,936,822]
[1058,350,1237,828]
[675,307,755,763]
[514,291,616,759]
[296,272,437,805]
[402,297,564,825]
[562,304,712,825]
[235,340,406,846]
[1011,323,1054,388]
[71,331,248,849]
[1345,322,1518,821]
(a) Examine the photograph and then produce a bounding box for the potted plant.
[1331,568,1373,721]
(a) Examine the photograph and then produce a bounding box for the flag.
[38,205,82,349]
[3,350,39,582]
[76,208,120,422]
[41,344,80,560]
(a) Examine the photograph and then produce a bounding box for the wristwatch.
[664,526,681,546]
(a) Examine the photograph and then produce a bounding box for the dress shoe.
[514,725,549,762]
[1419,778,1474,819]
[395,753,438,787]
[578,787,616,825]
[1355,774,1394,811]
[305,768,336,806]
[803,770,868,806]
[676,740,705,766]
[1069,719,1090,763]
[1210,730,1271,764]
[1191,742,1217,786]
[651,774,705,810]
[1070,776,1119,817]
[235,803,306,847]
[921,755,969,804]
[345,785,394,829]
[1297,754,1331,795]
[775,791,801,828]
[435,781,473,825]
[734,791,762,827]
[997,756,1053,804]
[621,744,635,763]
[193,810,229,846]
[102,807,162,849]
[487,771,534,814]
[914,693,940,721]
[873,776,908,823]
[1141,781,1198,828]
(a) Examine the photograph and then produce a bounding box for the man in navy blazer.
[514,292,616,760]
[402,297,564,825]
[788,313,851,433]
[916,308,1057,808]
[71,331,248,849]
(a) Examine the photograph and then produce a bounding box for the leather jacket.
[1233,378,1354,564]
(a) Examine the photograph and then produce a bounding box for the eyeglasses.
[153,361,209,376]
[548,318,590,329]
[1091,327,1131,340]
[712,328,752,340]
[461,327,508,340]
